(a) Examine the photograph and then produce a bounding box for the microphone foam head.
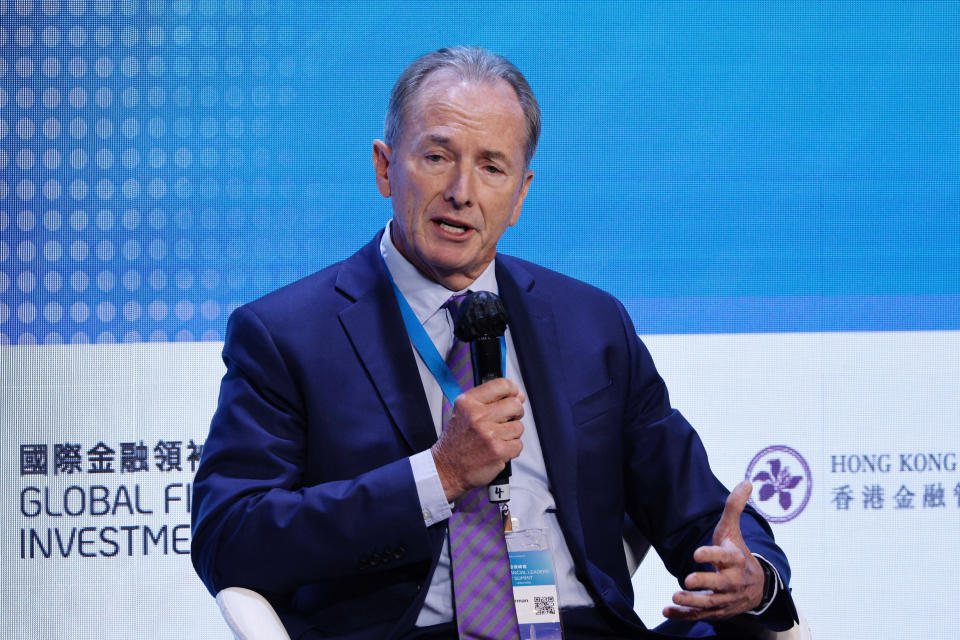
[453,291,508,341]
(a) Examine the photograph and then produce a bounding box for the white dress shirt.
[378,222,595,626]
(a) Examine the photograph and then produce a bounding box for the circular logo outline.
[745,445,812,523]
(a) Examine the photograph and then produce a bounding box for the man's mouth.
[434,219,471,235]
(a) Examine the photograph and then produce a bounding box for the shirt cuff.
[746,553,782,616]
[409,449,453,527]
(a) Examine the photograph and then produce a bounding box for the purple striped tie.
[443,295,520,640]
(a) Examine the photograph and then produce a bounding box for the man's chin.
[417,257,488,291]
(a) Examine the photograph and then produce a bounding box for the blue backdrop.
[2,1,958,341]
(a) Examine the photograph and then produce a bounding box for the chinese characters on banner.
[828,453,960,512]
[17,438,205,560]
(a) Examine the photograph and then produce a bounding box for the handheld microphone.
[453,291,512,503]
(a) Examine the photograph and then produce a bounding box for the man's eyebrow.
[480,149,508,162]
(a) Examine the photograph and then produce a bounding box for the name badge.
[506,528,563,640]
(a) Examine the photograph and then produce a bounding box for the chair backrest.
[622,515,651,574]
[216,587,291,640]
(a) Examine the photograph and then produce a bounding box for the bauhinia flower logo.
[745,445,812,523]
[752,458,803,511]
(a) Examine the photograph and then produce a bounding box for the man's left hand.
[662,480,765,621]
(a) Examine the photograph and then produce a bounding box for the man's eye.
[425,154,443,163]
[483,165,502,174]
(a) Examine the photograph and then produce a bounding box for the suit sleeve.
[190,305,435,598]
[615,301,798,630]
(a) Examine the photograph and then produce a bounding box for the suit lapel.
[335,234,438,454]
[496,257,587,561]
[333,240,589,556]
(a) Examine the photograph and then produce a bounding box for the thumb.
[713,480,752,546]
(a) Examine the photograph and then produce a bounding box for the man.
[191,47,797,639]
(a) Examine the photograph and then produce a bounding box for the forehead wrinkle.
[409,76,526,167]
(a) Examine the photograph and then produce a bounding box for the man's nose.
[444,165,475,209]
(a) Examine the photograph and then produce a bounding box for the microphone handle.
[471,336,511,503]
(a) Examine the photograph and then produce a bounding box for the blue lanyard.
[383,256,505,406]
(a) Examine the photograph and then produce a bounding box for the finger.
[497,417,525,440]
[470,377,520,402]
[666,588,746,620]
[672,588,726,610]
[714,480,751,544]
[502,436,523,460]
[482,396,525,426]
[485,425,523,461]
[663,599,740,622]
[481,421,524,455]
[663,600,727,621]
[683,567,736,593]
[452,385,520,423]
[662,603,703,620]
[691,539,745,568]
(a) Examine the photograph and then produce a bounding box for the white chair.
[720,609,812,640]
[217,535,811,639]
[216,587,291,640]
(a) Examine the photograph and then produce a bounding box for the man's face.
[374,70,533,290]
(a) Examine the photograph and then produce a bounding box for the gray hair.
[384,46,541,168]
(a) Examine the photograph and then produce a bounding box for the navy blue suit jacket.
[191,232,795,639]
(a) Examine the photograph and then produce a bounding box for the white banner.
[634,330,960,639]
[4,331,958,638]
[2,343,230,639]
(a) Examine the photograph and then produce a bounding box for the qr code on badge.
[533,595,556,616]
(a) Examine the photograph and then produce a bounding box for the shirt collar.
[380,220,499,325]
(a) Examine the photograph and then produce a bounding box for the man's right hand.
[431,378,525,502]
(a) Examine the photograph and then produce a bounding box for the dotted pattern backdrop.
[3,2,959,344]
[0,0,356,346]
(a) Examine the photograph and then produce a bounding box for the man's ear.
[509,170,534,227]
[373,140,392,198]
